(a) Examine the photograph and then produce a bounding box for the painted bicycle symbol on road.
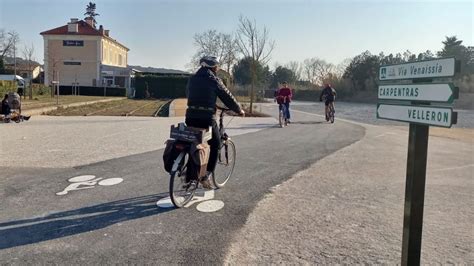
[56,175,123,196]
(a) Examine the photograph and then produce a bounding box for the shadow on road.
[290,121,325,125]
[0,194,171,250]
[226,123,279,129]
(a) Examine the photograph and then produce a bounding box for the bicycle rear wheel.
[330,105,335,123]
[169,152,196,208]
[212,139,236,188]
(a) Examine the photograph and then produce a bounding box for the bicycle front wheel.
[169,152,196,208]
[212,139,236,188]
[279,109,283,127]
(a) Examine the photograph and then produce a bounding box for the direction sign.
[377,104,456,128]
[378,83,458,103]
[379,58,456,81]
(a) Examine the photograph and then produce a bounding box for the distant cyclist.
[319,83,337,121]
[276,82,293,123]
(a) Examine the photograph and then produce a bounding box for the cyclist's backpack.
[163,139,180,173]
[8,92,21,110]
[186,143,210,181]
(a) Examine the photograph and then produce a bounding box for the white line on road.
[431,164,474,172]
[289,109,369,127]
[375,132,398,138]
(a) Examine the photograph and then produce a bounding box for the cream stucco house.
[41,18,132,94]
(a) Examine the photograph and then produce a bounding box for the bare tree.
[0,29,18,58]
[236,15,274,113]
[22,43,35,99]
[315,59,334,84]
[0,30,20,74]
[335,58,351,78]
[285,61,302,81]
[220,33,239,74]
[303,57,334,85]
[190,30,239,74]
[303,58,318,84]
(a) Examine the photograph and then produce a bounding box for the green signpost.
[377,57,459,265]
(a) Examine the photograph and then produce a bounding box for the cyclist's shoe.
[183,180,198,191]
[200,173,213,189]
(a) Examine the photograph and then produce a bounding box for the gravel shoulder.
[0,115,277,168]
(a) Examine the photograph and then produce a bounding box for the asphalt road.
[286,100,474,128]
[0,107,364,264]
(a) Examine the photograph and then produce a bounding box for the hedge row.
[264,89,322,101]
[0,80,16,96]
[56,86,126,97]
[135,75,189,99]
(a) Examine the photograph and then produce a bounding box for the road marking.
[375,132,398,138]
[98,178,123,186]
[157,189,219,210]
[68,175,96,182]
[196,200,224,212]
[289,109,368,127]
[432,164,474,172]
[156,197,174,208]
[56,175,124,196]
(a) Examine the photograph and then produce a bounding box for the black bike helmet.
[200,56,219,68]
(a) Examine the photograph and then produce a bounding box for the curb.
[168,98,187,117]
[23,98,126,116]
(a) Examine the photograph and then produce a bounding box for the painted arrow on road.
[377,104,457,128]
[378,83,458,103]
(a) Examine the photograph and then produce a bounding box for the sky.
[0,0,472,70]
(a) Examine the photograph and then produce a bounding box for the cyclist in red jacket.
[276,82,293,123]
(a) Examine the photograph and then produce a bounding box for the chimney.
[99,25,105,35]
[104,30,110,37]
[85,17,95,28]
[68,19,79,33]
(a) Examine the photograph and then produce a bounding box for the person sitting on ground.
[1,94,12,122]
[2,93,10,113]
[1,94,30,122]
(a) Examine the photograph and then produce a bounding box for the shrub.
[0,80,16,96]
[135,75,189,99]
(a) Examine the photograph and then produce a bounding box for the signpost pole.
[401,123,429,265]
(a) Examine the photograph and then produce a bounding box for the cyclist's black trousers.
[185,118,221,173]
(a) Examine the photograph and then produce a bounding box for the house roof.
[129,65,191,75]
[40,20,129,51]
[4,57,41,67]
[41,20,101,36]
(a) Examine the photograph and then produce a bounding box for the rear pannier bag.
[163,139,180,173]
[186,143,210,181]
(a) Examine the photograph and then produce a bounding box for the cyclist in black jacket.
[185,56,245,188]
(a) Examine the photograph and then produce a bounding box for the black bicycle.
[322,95,335,124]
[169,106,237,208]
[278,97,289,128]
[328,102,335,124]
